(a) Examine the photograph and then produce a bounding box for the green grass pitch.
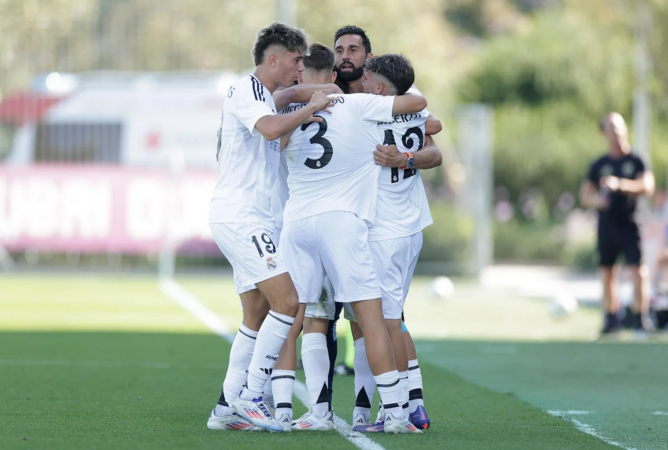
[1,274,666,449]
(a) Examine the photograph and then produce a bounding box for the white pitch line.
[546,411,639,450]
[654,412,668,416]
[159,278,385,450]
[546,410,591,416]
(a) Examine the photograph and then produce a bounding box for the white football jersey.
[369,87,434,241]
[271,102,306,231]
[282,94,395,225]
[209,74,281,225]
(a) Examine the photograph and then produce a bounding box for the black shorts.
[597,221,642,267]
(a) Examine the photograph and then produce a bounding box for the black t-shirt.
[586,152,646,224]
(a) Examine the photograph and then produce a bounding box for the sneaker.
[600,312,622,335]
[353,420,384,433]
[409,405,431,430]
[231,397,283,432]
[207,409,260,431]
[352,413,369,428]
[383,412,422,434]
[292,409,335,431]
[277,413,293,432]
[374,405,385,425]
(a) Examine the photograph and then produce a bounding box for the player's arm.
[273,84,342,111]
[425,114,442,136]
[600,171,655,197]
[280,130,294,150]
[255,92,333,141]
[579,180,608,210]
[374,134,442,169]
[391,93,427,115]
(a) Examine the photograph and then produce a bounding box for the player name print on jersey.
[378,112,425,125]
[369,94,433,242]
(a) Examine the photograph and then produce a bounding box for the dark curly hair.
[364,54,415,95]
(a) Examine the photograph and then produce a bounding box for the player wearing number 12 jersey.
[279,43,426,434]
[350,56,441,431]
[206,23,337,433]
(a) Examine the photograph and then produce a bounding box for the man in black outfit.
[580,112,655,334]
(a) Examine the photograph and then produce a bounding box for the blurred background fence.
[1,0,667,276]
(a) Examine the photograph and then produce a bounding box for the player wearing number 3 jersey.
[279,43,426,434]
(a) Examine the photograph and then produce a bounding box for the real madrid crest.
[266,257,277,270]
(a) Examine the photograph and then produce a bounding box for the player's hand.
[308,91,336,114]
[600,176,620,192]
[303,114,323,124]
[374,144,408,167]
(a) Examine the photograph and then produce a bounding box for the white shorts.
[210,222,288,295]
[304,277,355,320]
[369,232,423,320]
[282,211,381,305]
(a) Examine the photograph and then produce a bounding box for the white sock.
[399,370,409,419]
[214,404,233,416]
[408,359,424,412]
[375,371,403,421]
[263,377,274,409]
[352,338,375,424]
[301,332,330,418]
[221,324,257,407]
[241,311,294,399]
[271,369,295,421]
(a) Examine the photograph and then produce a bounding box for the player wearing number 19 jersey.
[206,23,336,433]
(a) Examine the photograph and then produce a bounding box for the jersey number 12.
[383,129,422,183]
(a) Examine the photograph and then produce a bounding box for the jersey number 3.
[301,117,333,169]
[383,129,422,183]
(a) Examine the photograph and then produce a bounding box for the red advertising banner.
[0,165,218,254]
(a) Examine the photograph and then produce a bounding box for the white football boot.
[231,397,283,432]
[383,412,423,434]
[276,412,293,432]
[207,407,260,431]
[292,409,335,431]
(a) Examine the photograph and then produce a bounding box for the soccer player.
[349,55,441,432]
[280,43,426,434]
[206,22,337,433]
[333,25,439,429]
[579,112,655,335]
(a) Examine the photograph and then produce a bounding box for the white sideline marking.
[546,411,639,450]
[654,411,668,416]
[292,379,385,450]
[159,278,385,450]
[158,278,233,340]
[546,410,591,416]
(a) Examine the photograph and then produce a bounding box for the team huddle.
[207,22,442,434]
